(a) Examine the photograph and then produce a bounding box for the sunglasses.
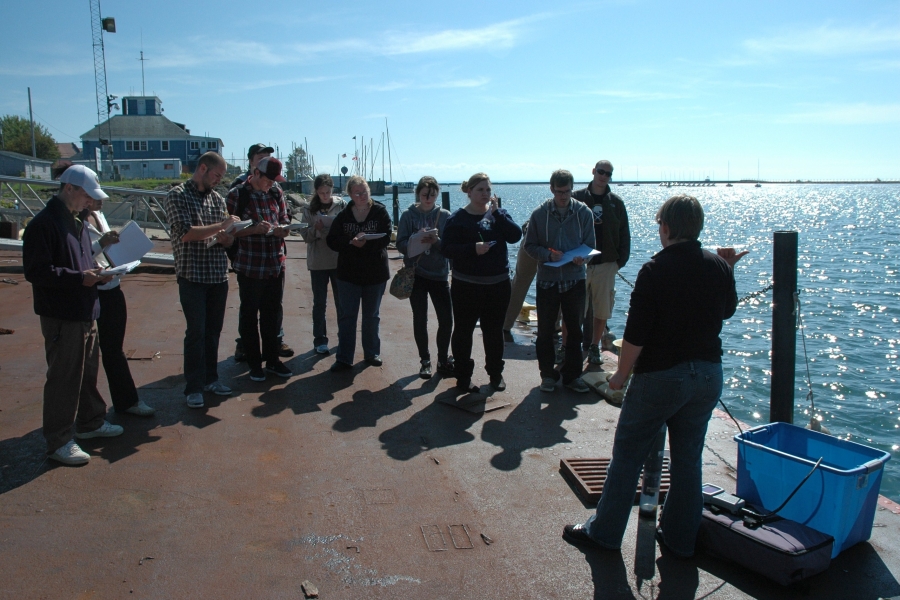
[596,168,613,177]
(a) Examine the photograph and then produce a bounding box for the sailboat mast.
[386,118,393,182]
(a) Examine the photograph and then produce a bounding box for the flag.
[352,156,358,161]
[342,153,347,158]
[352,136,356,140]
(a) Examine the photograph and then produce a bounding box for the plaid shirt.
[164,179,229,284]
[225,180,290,279]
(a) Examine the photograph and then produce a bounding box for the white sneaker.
[186,393,204,408]
[315,344,330,355]
[74,421,124,439]
[540,377,557,392]
[49,440,90,465]
[203,381,232,396]
[124,400,156,416]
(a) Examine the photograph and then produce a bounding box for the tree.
[284,144,312,182]
[0,115,60,160]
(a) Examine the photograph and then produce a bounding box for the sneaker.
[540,376,557,392]
[489,375,506,391]
[124,400,156,417]
[565,377,591,393]
[562,524,617,552]
[279,342,295,358]
[186,393,204,408]
[74,421,124,439]
[315,344,330,355]
[249,366,266,381]
[233,339,246,363]
[588,344,603,365]
[49,440,90,465]
[436,357,455,377]
[330,360,353,372]
[365,355,383,367]
[203,381,232,396]
[419,360,433,380]
[555,345,566,365]
[266,360,292,378]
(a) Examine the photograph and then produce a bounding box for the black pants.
[536,280,585,383]
[450,278,510,380]
[237,271,285,368]
[409,276,453,362]
[97,286,139,410]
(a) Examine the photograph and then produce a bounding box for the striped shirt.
[225,181,290,279]
[164,179,229,284]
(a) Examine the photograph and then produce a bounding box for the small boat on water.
[386,181,415,193]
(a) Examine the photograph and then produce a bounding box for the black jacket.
[23,196,100,321]
[572,183,630,268]
[326,201,392,285]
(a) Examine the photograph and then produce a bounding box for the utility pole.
[28,87,36,158]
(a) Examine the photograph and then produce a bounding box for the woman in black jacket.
[441,172,522,392]
[325,176,392,371]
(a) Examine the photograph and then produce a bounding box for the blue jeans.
[335,279,386,364]
[584,360,723,557]
[409,276,452,362]
[178,278,229,395]
[310,269,342,347]
[536,280,585,383]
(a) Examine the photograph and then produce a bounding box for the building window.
[161,140,169,151]
[207,141,217,150]
[190,141,200,150]
[164,163,174,170]
[121,164,130,170]
[125,140,147,152]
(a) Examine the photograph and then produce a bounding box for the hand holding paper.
[544,244,600,267]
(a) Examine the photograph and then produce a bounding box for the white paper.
[206,220,252,247]
[99,260,141,276]
[103,220,154,267]
[266,223,308,236]
[544,244,600,267]
[317,214,334,227]
[407,228,438,258]
[362,233,386,240]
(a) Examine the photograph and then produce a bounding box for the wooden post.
[441,191,450,211]
[770,230,798,424]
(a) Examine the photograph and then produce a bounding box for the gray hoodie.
[524,198,596,283]
[396,202,451,281]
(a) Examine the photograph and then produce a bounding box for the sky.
[1,0,898,182]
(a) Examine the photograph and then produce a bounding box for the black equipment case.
[697,505,834,586]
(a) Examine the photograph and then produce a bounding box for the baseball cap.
[247,143,275,160]
[256,156,286,182]
[58,165,109,200]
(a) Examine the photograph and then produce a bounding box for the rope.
[796,291,821,429]
[617,272,634,288]
[737,283,773,305]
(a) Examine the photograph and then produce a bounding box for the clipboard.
[103,221,154,267]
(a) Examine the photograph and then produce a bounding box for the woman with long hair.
[396,176,453,379]
[325,176,392,371]
[441,173,522,392]
[301,174,346,355]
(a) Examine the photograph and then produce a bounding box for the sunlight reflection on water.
[433,182,899,501]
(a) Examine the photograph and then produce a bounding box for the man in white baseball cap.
[58,164,109,201]
[22,164,122,466]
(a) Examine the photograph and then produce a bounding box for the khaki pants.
[40,317,108,453]
[503,244,539,331]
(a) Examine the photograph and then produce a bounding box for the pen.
[479,233,485,242]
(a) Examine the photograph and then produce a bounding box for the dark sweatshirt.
[326,200,392,286]
[23,196,100,322]
[441,207,522,284]
[624,240,737,373]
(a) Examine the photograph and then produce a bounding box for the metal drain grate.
[560,457,671,504]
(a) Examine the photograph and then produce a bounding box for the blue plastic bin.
[734,422,890,558]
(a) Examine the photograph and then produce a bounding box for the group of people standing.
[23,150,748,561]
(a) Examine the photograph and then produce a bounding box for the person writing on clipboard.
[325,176,392,371]
[524,169,595,394]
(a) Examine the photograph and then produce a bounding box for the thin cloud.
[368,78,490,92]
[384,20,524,55]
[778,103,900,125]
[744,25,900,56]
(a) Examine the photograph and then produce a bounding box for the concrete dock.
[1,237,898,599]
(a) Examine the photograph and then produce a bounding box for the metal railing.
[0,175,171,235]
